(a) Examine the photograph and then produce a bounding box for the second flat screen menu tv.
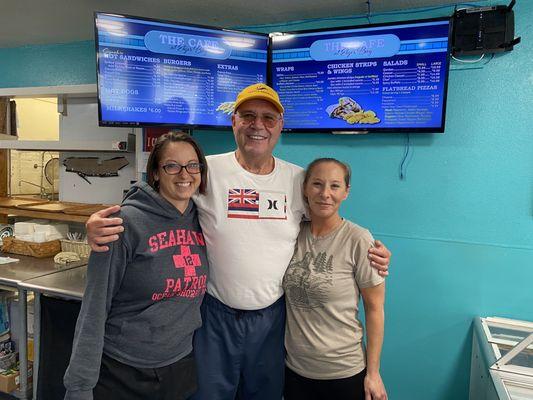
[95,13,269,127]
[271,18,451,132]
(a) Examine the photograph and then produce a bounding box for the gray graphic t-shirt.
[283,219,384,379]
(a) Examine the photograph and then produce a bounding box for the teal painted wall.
[1,2,532,399]
[0,41,95,87]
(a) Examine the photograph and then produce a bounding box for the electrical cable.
[399,133,411,180]
[452,54,485,63]
[370,2,484,17]
[483,53,495,65]
[450,53,495,71]
[235,2,488,30]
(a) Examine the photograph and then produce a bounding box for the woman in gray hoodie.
[64,132,209,400]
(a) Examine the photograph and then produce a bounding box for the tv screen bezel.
[270,16,453,134]
[94,12,270,129]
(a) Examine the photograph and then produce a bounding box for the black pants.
[38,296,82,400]
[94,352,197,400]
[284,366,366,400]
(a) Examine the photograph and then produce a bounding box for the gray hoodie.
[64,182,208,400]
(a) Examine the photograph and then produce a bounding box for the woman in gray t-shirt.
[283,158,387,400]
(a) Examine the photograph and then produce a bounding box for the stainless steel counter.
[0,254,86,286]
[0,253,87,399]
[19,265,87,301]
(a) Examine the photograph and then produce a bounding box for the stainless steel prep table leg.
[18,287,28,399]
[32,292,40,400]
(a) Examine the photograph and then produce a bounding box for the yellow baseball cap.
[234,83,284,114]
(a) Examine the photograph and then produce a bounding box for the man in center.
[191,85,308,399]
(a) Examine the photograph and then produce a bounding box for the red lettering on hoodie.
[148,229,205,253]
[158,232,168,250]
[149,235,158,252]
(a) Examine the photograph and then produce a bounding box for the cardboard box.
[27,338,33,363]
[0,362,32,394]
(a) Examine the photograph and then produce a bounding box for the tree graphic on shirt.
[285,251,333,309]
[312,252,333,274]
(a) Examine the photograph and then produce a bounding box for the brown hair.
[304,158,351,188]
[146,131,208,195]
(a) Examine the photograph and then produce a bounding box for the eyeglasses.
[236,111,282,128]
[160,162,203,175]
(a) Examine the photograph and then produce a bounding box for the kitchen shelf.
[0,198,111,223]
[0,134,135,152]
[0,207,88,223]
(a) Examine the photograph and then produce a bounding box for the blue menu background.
[96,13,268,127]
[271,20,451,131]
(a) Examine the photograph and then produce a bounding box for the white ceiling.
[0,0,462,48]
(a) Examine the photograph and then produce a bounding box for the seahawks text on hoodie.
[64,182,208,400]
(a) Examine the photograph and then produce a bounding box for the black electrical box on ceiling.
[452,0,521,56]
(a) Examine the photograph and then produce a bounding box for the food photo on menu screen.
[95,12,268,127]
[271,18,452,132]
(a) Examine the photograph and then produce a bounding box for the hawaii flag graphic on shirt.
[227,188,287,220]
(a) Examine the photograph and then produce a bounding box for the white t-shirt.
[194,152,306,310]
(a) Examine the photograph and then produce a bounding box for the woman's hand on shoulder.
[364,371,387,400]
[368,240,391,277]
[86,205,124,252]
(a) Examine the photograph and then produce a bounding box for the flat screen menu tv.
[271,18,452,132]
[95,13,269,127]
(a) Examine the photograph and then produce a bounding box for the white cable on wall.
[452,54,485,63]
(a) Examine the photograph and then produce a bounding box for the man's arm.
[368,240,391,277]
[86,205,124,252]
[361,282,388,400]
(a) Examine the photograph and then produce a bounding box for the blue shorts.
[190,293,286,400]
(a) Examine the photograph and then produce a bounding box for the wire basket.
[60,240,91,258]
